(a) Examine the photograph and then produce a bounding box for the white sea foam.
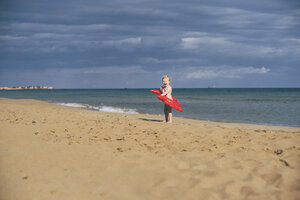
[56,102,138,114]
[56,102,87,108]
[98,106,138,114]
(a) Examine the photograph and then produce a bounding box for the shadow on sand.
[139,118,163,122]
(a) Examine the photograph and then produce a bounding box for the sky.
[0,0,299,88]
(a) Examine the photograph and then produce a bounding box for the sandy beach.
[0,97,299,200]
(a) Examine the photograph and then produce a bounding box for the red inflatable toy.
[150,88,183,112]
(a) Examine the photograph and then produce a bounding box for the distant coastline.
[0,86,53,90]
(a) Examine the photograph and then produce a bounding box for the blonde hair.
[162,75,171,82]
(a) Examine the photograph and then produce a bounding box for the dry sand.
[0,97,299,200]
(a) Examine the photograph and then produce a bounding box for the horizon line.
[36,87,300,89]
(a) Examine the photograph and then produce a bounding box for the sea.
[1,88,299,127]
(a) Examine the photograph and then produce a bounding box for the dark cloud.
[0,0,299,88]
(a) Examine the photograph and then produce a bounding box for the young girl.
[160,75,173,123]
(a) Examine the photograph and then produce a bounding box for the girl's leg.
[164,104,168,122]
[167,106,172,123]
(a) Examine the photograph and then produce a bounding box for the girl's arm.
[161,87,170,96]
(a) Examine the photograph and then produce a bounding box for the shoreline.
[1,97,300,130]
[0,97,299,199]
[55,100,300,129]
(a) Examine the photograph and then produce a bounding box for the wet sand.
[0,97,299,200]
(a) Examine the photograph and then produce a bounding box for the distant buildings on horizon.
[0,85,54,90]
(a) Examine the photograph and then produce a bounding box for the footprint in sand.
[260,172,282,186]
[274,149,283,155]
[203,170,218,177]
[240,186,257,197]
[116,147,123,152]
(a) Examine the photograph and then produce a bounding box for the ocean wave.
[55,102,138,114]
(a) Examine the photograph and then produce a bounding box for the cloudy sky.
[0,0,299,88]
